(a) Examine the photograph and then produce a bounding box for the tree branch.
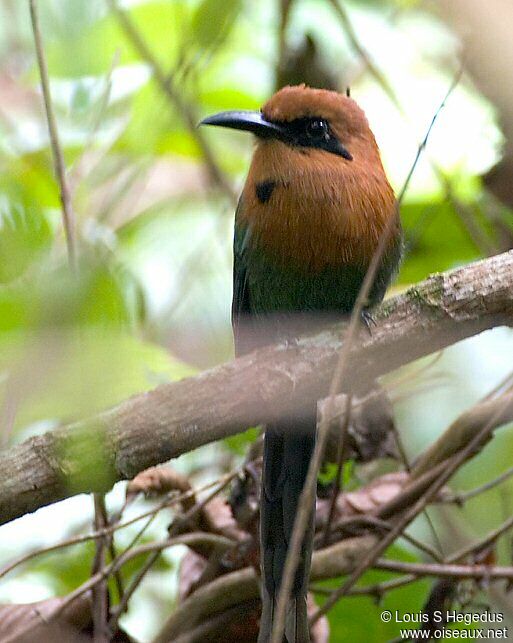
[0,250,512,526]
[153,535,377,642]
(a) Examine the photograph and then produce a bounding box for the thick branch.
[0,251,512,526]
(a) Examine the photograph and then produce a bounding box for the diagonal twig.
[328,0,402,111]
[107,470,237,635]
[91,493,109,643]
[270,63,461,643]
[0,471,235,580]
[106,0,236,204]
[310,390,513,624]
[29,0,77,269]
[321,393,352,547]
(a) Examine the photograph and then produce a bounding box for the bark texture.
[0,250,512,526]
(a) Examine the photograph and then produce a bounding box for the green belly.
[247,255,367,315]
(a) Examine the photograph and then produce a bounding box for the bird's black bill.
[199,110,287,139]
[200,110,353,160]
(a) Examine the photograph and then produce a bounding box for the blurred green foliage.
[318,545,431,641]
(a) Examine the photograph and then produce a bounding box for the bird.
[200,84,402,643]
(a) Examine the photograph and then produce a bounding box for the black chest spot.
[255,180,276,204]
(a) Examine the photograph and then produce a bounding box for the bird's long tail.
[258,422,316,643]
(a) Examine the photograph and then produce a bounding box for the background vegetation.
[0,0,513,641]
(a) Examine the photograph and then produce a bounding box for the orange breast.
[239,139,398,272]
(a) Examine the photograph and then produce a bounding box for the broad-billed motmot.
[201,85,402,643]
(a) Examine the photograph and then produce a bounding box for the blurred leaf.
[30,540,96,595]
[5,329,195,433]
[191,0,242,50]
[200,86,262,111]
[318,544,430,642]
[74,260,142,328]
[156,130,202,157]
[0,249,196,435]
[42,0,106,42]
[0,286,32,332]
[115,82,175,155]
[46,2,188,77]
[318,461,355,487]
[398,199,481,284]
[70,81,93,113]
[0,198,53,283]
[0,153,60,209]
[224,427,258,455]
[16,257,146,331]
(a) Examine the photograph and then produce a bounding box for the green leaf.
[29,541,96,595]
[224,427,259,455]
[318,544,430,642]
[398,199,482,285]
[191,0,242,50]
[0,198,53,283]
[45,2,187,78]
[115,82,176,155]
[2,329,195,435]
[200,86,262,111]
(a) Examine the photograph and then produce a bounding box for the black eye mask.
[274,116,353,160]
[200,111,353,160]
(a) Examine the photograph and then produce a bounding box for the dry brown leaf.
[308,594,330,643]
[0,594,92,643]
[340,472,408,515]
[178,550,207,601]
[317,472,409,525]
[201,496,248,541]
[322,386,399,463]
[126,466,193,508]
[0,594,133,642]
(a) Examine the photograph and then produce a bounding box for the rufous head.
[200,85,397,271]
[200,84,381,166]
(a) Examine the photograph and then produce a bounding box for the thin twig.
[106,0,236,204]
[449,515,513,563]
[328,0,402,111]
[310,388,513,624]
[270,64,460,643]
[443,464,513,505]
[0,472,236,580]
[311,574,418,598]
[329,514,443,562]
[107,471,237,634]
[375,559,513,581]
[107,534,124,605]
[29,0,77,269]
[52,532,233,622]
[91,493,109,643]
[322,393,352,547]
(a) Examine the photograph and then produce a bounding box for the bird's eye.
[306,118,329,140]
